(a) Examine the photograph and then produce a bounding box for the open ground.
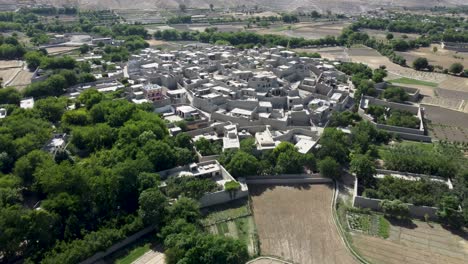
[250,21,350,40]
[423,105,468,142]
[249,184,357,264]
[294,46,468,92]
[352,220,468,264]
[0,60,33,90]
[396,44,468,69]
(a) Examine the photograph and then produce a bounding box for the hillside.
[26,0,468,13]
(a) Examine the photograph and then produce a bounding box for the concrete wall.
[273,128,318,142]
[79,225,156,264]
[199,188,249,207]
[185,122,229,137]
[353,196,438,220]
[245,174,332,185]
[364,96,419,114]
[375,169,446,182]
[211,112,263,127]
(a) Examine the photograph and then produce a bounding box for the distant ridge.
[13,0,468,13]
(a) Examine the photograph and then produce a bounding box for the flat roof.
[20,98,34,109]
[295,139,316,154]
[231,108,252,116]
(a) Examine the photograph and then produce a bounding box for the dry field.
[361,29,421,41]
[396,44,468,69]
[249,184,357,264]
[353,220,468,264]
[423,105,468,142]
[0,60,32,89]
[297,46,468,92]
[251,21,350,40]
[45,46,80,55]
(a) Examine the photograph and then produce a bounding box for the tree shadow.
[248,182,331,196]
[386,216,418,229]
[441,225,468,240]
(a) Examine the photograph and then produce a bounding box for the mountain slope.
[34,0,467,13]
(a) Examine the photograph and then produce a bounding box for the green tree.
[318,157,341,180]
[78,88,104,109]
[437,195,464,229]
[0,87,21,104]
[166,197,201,223]
[79,44,90,54]
[413,57,429,70]
[449,62,464,74]
[138,187,168,226]
[226,151,259,177]
[139,140,176,171]
[14,150,52,186]
[382,87,409,103]
[137,172,160,193]
[386,33,394,40]
[34,97,67,123]
[380,199,409,219]
[175,132,192,149]
[350,154,376,187]
[24,51,44,70]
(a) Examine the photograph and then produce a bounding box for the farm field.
[249,184,357,264]
[296,46,468,92]
[423,105,468,142]
[251,21,350,40]
[45,46,80,55]
[361,29,421,41]
[203,198,258,256]
[0,60,32,89]
[396,44,468,69]
[352,220,468,264]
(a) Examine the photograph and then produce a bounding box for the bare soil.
[249,184,357,264]
[423,105,468,142]
[396,44,468,69]
[353,220,468,264]
[251,21,350,40]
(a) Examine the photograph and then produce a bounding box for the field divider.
[332,181,371,264]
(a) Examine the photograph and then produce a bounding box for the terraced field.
[353,220,468,264]
[250,184,357,264]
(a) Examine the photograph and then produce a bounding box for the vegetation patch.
[388,77,438,87]
[345,210,390,240]
[363,176,449,207]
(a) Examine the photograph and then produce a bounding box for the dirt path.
[250,184,358,264]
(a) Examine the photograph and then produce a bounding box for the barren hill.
[25,0,468,13]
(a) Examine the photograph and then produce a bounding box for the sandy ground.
[249,184,357,264]
[353,220,468,264]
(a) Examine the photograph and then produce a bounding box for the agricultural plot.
[396,44,468,69]
[347,212,390,239]
[0,60,32,89]
[352,220,468,264]
[423,105,468,142]
[203,199,258,256]
[249,184,357,264]
[361,29,421,41]
[251,21,350,40]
